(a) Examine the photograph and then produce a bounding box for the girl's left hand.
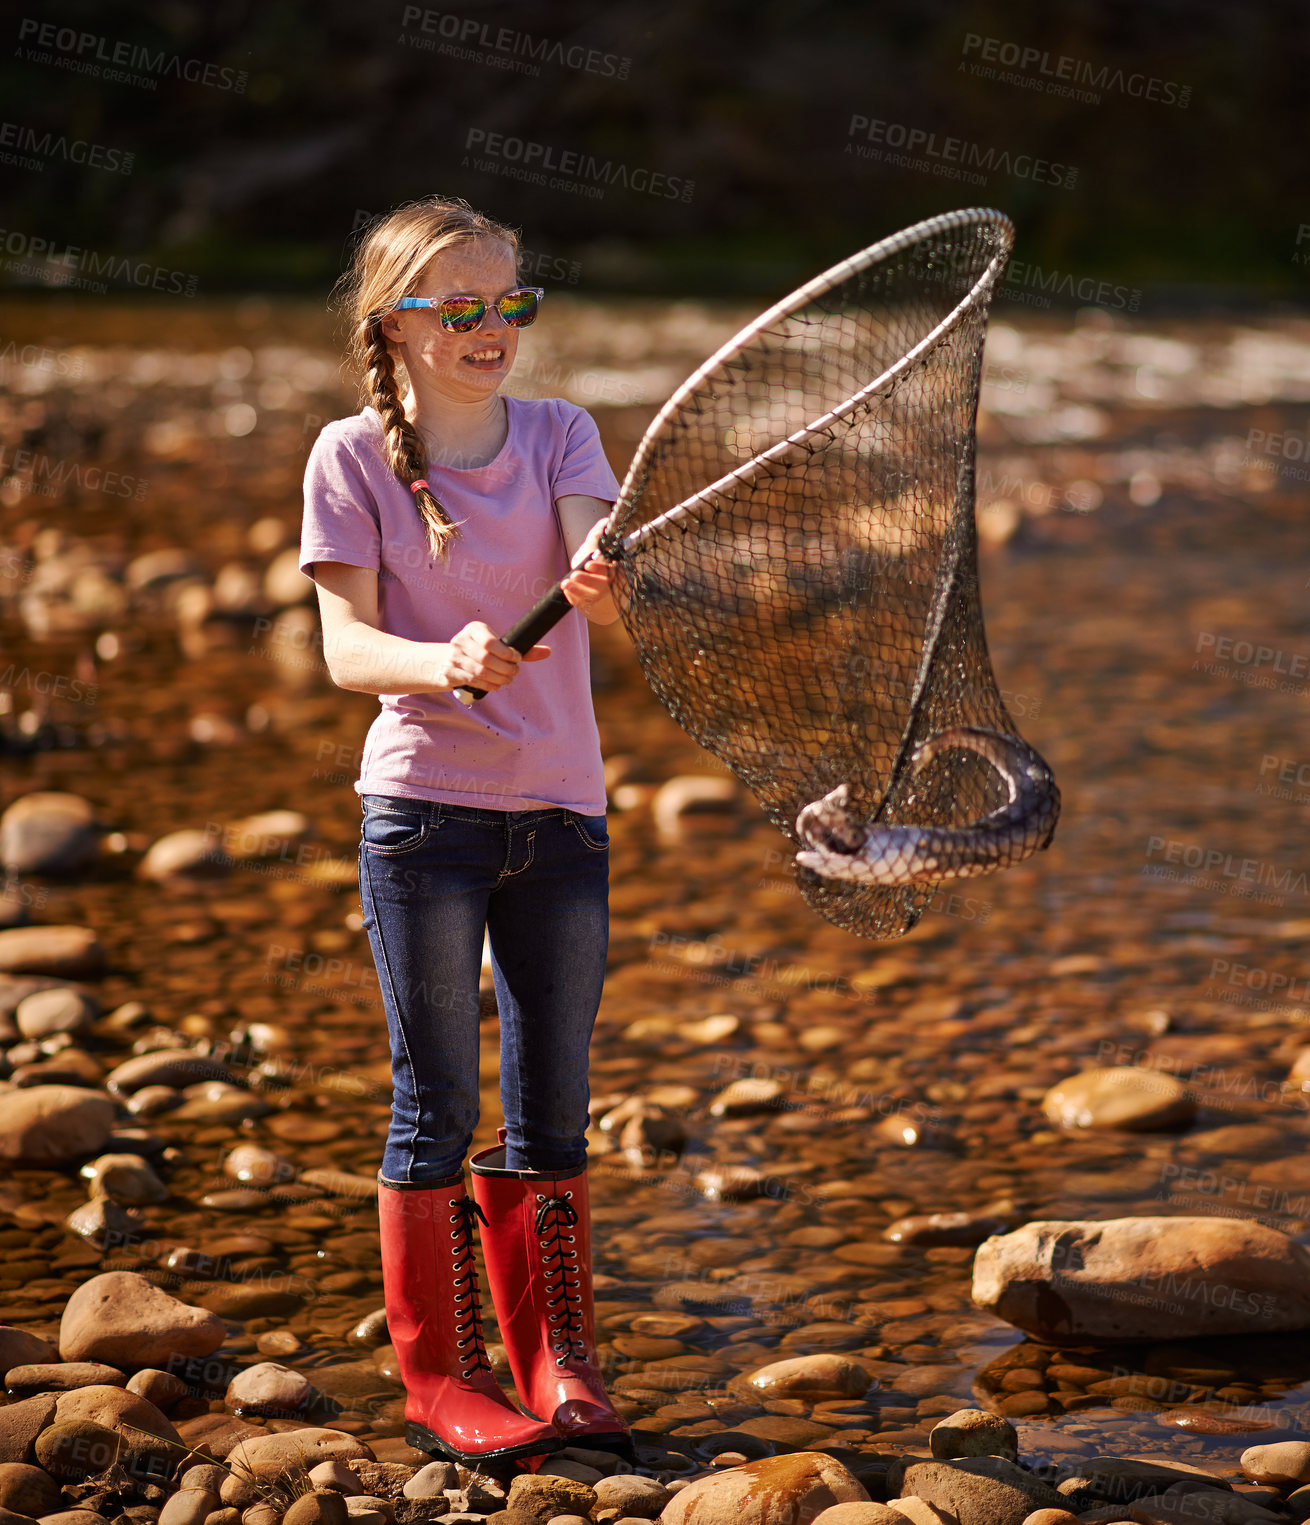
[561,518,620,626]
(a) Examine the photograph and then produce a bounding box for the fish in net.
[454,207,1060,940]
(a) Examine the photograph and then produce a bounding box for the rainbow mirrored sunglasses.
[393,286,545,333]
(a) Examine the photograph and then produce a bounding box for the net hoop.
[613,207,1015,546]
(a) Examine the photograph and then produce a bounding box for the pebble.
[0,1462,61,1518]
[1041,1067,1195,1132]
[310,1460,366,1495]
[737,1355,873,1400]
[34,1420,123,1480]
[5,1362,125,1396]
[506,1476,598,1524]
[811,1508,912,1525]
[973,1216,1310,1341]
[0,1329,55,1371]
[59,1271,227,1367]
[159,1490,223,1525]
[227,1429,374,1482]
[225,1362,315,1417]
[894,1459,1065,1525]
[884,1213,1012,1247]
[65,1195,143,1247]
[80,1152,171,1204]
[224,1144,297,1185]
[342,1498,392,1525]
[0,793,100,875]
[929,1412,1018,1462]
[1240,1443,1310,1486]
[105,1051,237,1096]
[590,1477,672,1518]
[0,1394,57,1465]
[0,1086,115,1164]
[661,1452,869,1525]
[402,1462,458,1500]
[349,1310,389,1349]
[651,776,740,838]
[138,829,230,881]
[0,926,106,978]
[126,1085,184,1118]
[283,1495,350,1525]
[13,987,98,1039]
[709,1078,786,1117]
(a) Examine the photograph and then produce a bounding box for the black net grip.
[452,583,576,704]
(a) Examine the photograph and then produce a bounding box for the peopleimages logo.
[845,115,1078,190]
[16,18,248,92]
[463,128,694,203]
[960,33,1190,109]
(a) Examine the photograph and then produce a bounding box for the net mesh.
[606,209,1051,940]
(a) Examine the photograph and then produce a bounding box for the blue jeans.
[358,794,609,1185]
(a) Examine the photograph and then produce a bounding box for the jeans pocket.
[566,812,610,851]
[362,801,431,854]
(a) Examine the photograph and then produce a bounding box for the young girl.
[299,196,630,1466]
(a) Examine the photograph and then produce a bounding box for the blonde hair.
[334,195,521,560]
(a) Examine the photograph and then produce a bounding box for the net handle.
[452,208,1013,705]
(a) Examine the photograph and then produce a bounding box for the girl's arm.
[556,493,621,627]
[311,561,548,694]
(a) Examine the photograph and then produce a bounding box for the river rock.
[709,1078,786,1116]
[0,1329,55,1372]
[65,1195,144,1248]
[138,830,230,881]
[972,1217,1310,1341]
[309,1460,365,1495]
[0,1395,57,1464]
[105,1050,236,1096]
[590,1477,670,1518]
[4,1363,126,1396]
[0,926,106,977]
[651,776,739,839]
[284,1495,350,1525]
[506,1475,597,1523]
[160,1490,223,1525]
[126,1369,188,1409]
[894,1461,1064,1525]
[223,811,312,860]
[0,793,100,875]
[401,1462,458,1500]
[893,1503,957,1525]
[35,1420,124,1480]
[0,1462,61,1518]
[224,1144,296,1184]
[80,1152,170,1204]
[225,1363,314,1417]
[13,987,98,1039]
[737,1354,873,1400]
[660,1451,869,1525]
[0,1086,115,1164]
[59,1272,226,1367]
[885,1213,1013,1247]
[929,1412,1018,1461]
[227,1429,374,1483]
[812,1509,913,1525]
[1241,1443,1310,1486]
[1041,1068,1195,1132]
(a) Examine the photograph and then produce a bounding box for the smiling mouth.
[463,347,506,367]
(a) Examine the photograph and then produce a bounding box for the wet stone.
[5,1362,126,1396]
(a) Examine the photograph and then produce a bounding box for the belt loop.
[434,801,443,829]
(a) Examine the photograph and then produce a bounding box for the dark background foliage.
[1,0,1306,301]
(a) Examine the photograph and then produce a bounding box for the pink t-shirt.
[299,398,620,814]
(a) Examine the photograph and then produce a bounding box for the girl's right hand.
[440,621,550,692]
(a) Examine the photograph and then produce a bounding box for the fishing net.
[602,208,1060,940]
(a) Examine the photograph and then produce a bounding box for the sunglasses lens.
[499,289,540,328]
[440,297,484,332]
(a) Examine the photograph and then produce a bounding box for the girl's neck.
[402,386,507,468]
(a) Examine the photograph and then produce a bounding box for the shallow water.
[3,296,1310,1480]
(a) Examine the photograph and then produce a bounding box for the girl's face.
[381,237,521,404]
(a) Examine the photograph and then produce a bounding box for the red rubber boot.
[469,1137,632,1454]
[377,1173,561,1464]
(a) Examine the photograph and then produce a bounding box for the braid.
[362,312,462,560]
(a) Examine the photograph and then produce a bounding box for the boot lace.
[449,1194,494,1380]
[534,1191,586,1366]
